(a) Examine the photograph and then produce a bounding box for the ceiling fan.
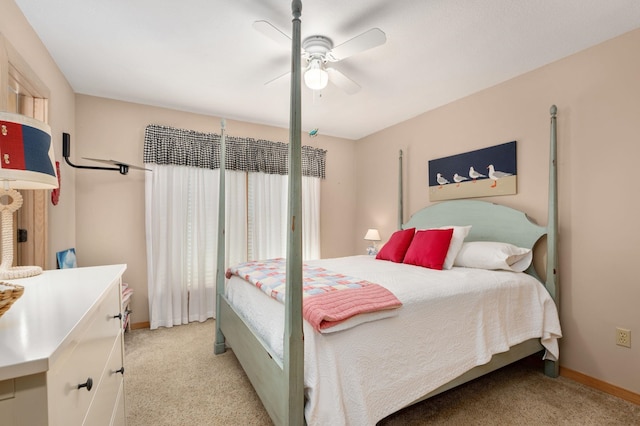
[253,20,386,94]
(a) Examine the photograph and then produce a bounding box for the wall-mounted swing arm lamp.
[62,132,150,175]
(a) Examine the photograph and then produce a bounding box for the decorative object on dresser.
[0,264,128,425]
[0,282,23,318]
[0,112,58,279]
[363,228,381,255]
[56,247,78,269]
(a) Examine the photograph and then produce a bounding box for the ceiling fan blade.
[264,70,291,85]
[253,20,291,48]
[327,68,361,95]
[327,28,386,62]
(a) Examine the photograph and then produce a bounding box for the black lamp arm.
[62,133,128,175]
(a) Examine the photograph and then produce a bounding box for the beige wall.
[74,95,357,324]
[1,0,77,269]
[356,29,640,395]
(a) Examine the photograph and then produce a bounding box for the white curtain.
[225,170,247,269]
[145,164,246,329]
[302,175,321,260]
[248,173,321,261]
[248,172,287,260]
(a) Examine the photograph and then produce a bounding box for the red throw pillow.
[376,228,416,263]
[403,228,454,270]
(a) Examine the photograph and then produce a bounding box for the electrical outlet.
[616,328,631,348]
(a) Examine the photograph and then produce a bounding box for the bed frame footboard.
[218,296,290,424]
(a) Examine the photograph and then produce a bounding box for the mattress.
[225,255,562,425]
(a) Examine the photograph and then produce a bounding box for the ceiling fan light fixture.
[304,58,329,91]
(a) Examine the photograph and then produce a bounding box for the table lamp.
[364,228,381,256]
[0,112,58,279]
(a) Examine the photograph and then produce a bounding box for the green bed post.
[284,1,305,424]
[214,119,227,355]
[545,105,559,378]
[398,149,404,229]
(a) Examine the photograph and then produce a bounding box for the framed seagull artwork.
[428,141,516,201]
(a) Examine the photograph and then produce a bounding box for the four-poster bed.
[215,2,561,425]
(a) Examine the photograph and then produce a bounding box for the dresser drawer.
[84,335,125,425]
[111,381,126,426]
[47,281,122,424]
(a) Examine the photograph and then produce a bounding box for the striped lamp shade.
[0,112,58,279]
[0,112,57,190]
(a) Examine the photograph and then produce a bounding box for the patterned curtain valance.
[143,124,326,179]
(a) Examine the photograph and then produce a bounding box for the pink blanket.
[226,258,402,332]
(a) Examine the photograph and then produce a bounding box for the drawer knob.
[115,367,125,375]
[113,313,123,320]
[77,377,93,392]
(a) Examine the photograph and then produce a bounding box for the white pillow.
[454,241,532,272]
[436,225,472,270]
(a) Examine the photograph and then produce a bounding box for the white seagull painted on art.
[487,164,513,188]
[436,173,450,188]
[453,173,468,187]
[469,166,486,182]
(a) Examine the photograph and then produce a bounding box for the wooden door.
[1,34,51,269]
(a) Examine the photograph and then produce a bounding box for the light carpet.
[124,320,639,425]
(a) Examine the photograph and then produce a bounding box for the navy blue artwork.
[428,141,517,201]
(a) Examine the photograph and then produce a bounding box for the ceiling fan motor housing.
[303,35,333,63]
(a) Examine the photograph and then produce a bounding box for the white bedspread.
[225,255,562,426]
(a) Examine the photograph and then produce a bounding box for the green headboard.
[403,200,546,250]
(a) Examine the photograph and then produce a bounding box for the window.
[143,124,325,328]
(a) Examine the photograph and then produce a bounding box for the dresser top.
[0,264,127,381]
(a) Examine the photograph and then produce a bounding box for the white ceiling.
[14,0,640,140]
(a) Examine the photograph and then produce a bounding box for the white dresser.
[0,264,128,425]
